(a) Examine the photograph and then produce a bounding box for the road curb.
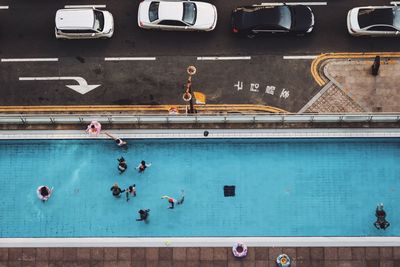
[0,104,288,114]
[311,52,400,86]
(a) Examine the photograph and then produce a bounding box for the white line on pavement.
[283,55,318,59]
[390,1,400,5]
[0,6,9,9]
[1,58,58,62]
[197,56,251,60]
[104,57,156,61]
[261,2,327,6]
[64,5,106,8]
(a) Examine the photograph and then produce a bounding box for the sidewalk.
[302,53,400,114]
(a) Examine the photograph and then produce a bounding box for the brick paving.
[304,57,400,114]
[0,247,400,266]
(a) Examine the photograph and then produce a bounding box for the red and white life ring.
[232,242,248,258]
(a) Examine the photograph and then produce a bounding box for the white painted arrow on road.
[19,76,100,94]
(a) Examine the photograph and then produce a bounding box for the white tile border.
[1,237,400,247]
[0,128,400,140]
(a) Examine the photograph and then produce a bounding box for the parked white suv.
[55,8,114,39]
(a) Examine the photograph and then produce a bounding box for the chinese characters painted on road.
[234,81,290,99]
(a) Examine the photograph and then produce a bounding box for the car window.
[159,20,187,26]
[393,7,400,28]
[93,10,104,31]
[358,8,393,28]
[149,2,159,22]
[277,6,291,30]
[182,2,196,25]
[368,25,397,31]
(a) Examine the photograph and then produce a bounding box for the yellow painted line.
[311,52,400,86]
[0,104,288,114]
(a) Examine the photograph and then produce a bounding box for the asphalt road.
[0,0,398,112]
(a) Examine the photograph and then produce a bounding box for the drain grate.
[224,185,235,197]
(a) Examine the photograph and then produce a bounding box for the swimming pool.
[1,129,399,241]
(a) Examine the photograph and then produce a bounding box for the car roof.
[56,9,95,29]
[158,1,183,21]
[232,5,289,29]
[358,7,397,28]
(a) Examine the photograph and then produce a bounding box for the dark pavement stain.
[76,56,85,63]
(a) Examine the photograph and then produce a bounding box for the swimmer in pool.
[136,209,150,221]
[110,183,125,197]
[118,157,128,173]
[136,160,151,173]
[126,184,136,202]
[104,132,127,147]
[374,203,390,230]
[161,190,184,209]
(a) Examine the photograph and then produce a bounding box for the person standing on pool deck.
[110,183,125,197]
[136,160,151,173]
[118,157,128,173]
[136,209,150,221]
[161,190,184,209]
[126,184,137,201]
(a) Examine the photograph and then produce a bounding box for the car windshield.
[93,10,104,31]
[182,2,196,25]
[277,6,291,30]
[358,8,397,28]
[149,2,159,22]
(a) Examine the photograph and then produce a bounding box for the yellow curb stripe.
[311,52,400,86]
[0,104,288,114]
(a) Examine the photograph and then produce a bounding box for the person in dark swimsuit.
[110,184,125,197]
[136,209,150,221]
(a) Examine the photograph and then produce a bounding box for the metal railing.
[0,113,399,125]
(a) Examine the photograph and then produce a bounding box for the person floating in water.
[110,183,125,197]
[136,209,150,221]
[126,184,137,202]
[36,185,53,202]
[374,203,390,230]
[136,160,151,173]
[104,132,127,147]
[118,157,128,173]
[161,190,185,209]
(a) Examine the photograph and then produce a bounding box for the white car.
[55,8,114,39]
[138,0,217,31]
[347,6,400,36]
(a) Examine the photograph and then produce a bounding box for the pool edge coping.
[1,237,400,247]
[0,128,400,139]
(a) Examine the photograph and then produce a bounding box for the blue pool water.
[0,138,399,238]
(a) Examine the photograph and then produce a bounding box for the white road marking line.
[104,57,156,61]
[261,2,327,6]
[64,5,106,8]
[391,1,400,5]
[283,55,318,59]
[197,56,251,60]
[1,58,58,62]
[0,6,9,9]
